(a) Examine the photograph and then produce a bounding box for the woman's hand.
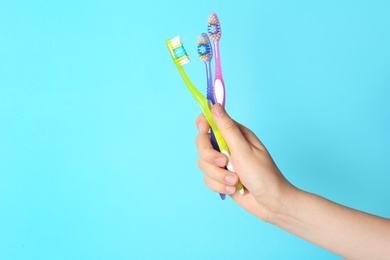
[195,104,390,259]
[195,104,297,222]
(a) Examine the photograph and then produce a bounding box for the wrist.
[264,182,301,225]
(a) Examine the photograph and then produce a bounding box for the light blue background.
[1,0,389,259]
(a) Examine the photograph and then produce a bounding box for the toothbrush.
[197,33,226,200]
[167,36,244,195]
[197,33,216,112]
[208,12,226,108]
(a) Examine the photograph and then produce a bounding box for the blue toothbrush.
[197,33,226,200]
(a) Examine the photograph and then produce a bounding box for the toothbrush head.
[197,33,213,62]
[167,36,190,66]
[166,35,205,104]
[207,12,221,41]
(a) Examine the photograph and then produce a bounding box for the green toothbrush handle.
[201,104,245,194]
[174,59,245,195]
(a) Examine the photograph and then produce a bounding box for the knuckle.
[203,176,218,192]
[223,119,239,132]
[199,146,213,162]
[195,134,201,145]
[197,158,203,169]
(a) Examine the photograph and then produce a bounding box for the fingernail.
[214,157,226,167]
[197,122,205,132]
[214,104,225,117]
[225,175,237,185]
[225,185,236,194]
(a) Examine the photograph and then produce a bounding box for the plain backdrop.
[1,0,389,259]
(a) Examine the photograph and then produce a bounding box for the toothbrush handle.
[214,41,223,77]
[206,62,216,104]
[205,62,219,153]
[213,41,226,107]
[213,42,228,198]
[198,98,245,195]
[205,62,225,199]
[209,130,226,200]
[213,43,230,197]
[172,54,244,195]
[210,130,219,151]
[214,76,225,108]
[209,116,245,194]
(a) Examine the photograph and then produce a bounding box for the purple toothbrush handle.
[210,130,219,151]
[206,60,218,152]
[205,61,225,200]
[210,130,226,200]
[206,62,216,104]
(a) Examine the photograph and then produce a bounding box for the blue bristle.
[197,43,211,55]
[208,23,220,35]
[174,46,188,59]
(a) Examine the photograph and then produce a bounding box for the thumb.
[211,103,251,154]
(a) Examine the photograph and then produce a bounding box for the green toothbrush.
[166,35,244,195]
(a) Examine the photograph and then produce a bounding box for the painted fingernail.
[214,104,225,117]
[225,175,237,185]
[225,185,236,194]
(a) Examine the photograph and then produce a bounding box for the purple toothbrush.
[197,33,226,200]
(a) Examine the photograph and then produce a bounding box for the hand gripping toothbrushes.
[208,12,226,108]
[167,36,245,195]
[197,33,226,200]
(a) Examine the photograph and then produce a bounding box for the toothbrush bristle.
[207,12,221,41]
[169,36,190,65]
[197,33,212,62]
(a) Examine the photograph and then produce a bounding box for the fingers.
[204,176,237,195]
[195,113,239,195]
[195,113,229,167]
[198,159,239,194]
[197,107,264,152]
[195,114,209,134]
[195,132,227,166]
[211,104,252,153]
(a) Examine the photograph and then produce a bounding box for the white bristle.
[180,59,190,65]
[170,36,181,46]
[168,35,190,65]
